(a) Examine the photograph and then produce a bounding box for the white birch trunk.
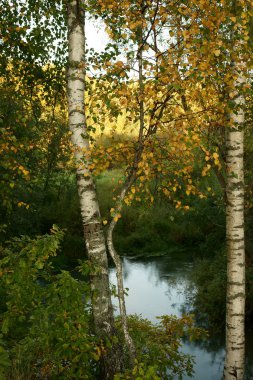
[223,70,245,380]
[66,0,115,340]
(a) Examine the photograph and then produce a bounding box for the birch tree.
[66,0,121,376]
[224,69,245,380]
[222,1,253,377]
[223,35,246,380]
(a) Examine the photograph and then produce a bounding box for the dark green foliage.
[0,337,10,379]
[4,173,85,266]
[0,226,99,379]
[113,197,225,258]
[94,169,226,258]
[0,227,201,379]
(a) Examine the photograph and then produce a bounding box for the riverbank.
[3,169,253,333]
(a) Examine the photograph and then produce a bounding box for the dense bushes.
[0,226,205,379]
[0,226,97,379]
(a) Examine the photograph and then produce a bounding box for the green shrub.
[115,314,205,380]
[0,226,205,380]
[0,226,99,379]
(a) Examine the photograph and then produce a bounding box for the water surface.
[109,255,253,380]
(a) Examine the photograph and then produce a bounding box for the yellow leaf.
[23,169,29,176]
[103,220,108,225]
[214,49,220,57]
[175,201,181,209]
[213,152,219,159]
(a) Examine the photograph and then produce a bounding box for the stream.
[109,254,253,380]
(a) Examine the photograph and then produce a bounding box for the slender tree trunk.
[105,25,146,364]
[106,13,147,363]
[66,1,120,376]
[107,179,136,363]
[223,69,245,380]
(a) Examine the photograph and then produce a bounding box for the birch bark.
[223,68,245,380]
[66,2,118,374]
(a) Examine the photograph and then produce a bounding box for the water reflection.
[110,256,191,319]
[109,255,253,380]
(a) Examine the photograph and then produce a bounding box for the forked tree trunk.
[106,18,147,362]
[105,24,147,365]
[223,68,245,380]
[66,1,120,376]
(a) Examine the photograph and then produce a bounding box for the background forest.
[0,0,253,379]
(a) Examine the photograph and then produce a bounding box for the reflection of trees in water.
[122,256,196,312]
[180,285,226,356]
[119,256,253,376]
[182,330,225,353]
[123,259,160,285]
[124,255,192,275]
[164,280,189,311]
[181,304,253,377]
[152,255,194,277]
[141,256,192,283]
[181,331,225,378]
